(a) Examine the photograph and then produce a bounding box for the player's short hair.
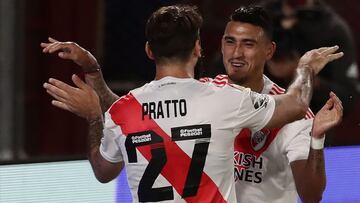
[230,6,273,40]
[145,5,203,63]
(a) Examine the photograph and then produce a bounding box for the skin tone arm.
[40,38,343,129]
[43,74,123,183]
[40,37,119,113]
[291,92,343,203]
[265,46,344,128]
[41,38,122,183]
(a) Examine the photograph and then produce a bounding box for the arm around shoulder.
[266,46,344,129]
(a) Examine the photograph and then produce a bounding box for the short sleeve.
[235,89,276,132]
[99,111,124,163]
[285,119,313,163]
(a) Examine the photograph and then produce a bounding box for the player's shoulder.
[262,76,286,95]
[108,92,137,115]
[263,76,314,120]
[268,83,286,95]
[199,74,227,83]
[200,74,248,92]
[279,115,313,143]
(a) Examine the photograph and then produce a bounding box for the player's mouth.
[230,60,246,69]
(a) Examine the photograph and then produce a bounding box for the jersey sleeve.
[284,119,313,163]
[99,111,124,163]
[235,89,276,132]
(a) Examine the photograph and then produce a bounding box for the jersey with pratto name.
[100,76,275,203]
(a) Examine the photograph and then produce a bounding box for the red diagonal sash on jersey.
[234,128,281,160]
[233,128,281,183]
[209,74,314,173]
[110,94,226,203]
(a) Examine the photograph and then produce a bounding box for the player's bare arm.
[265,46,344,128]
[291,92,343,203]
[43,74,123,182]
[41,37,119,112]
[88,116,124,183]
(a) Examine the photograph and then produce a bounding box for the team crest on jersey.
[250,129,270,151]
[250,92,269,109]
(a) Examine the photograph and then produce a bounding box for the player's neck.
[248,78,264,93]
[230,74,264,93]
[155,61,195,80]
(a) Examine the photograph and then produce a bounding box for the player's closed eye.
[225,39,236,44]
[244,42,255,47]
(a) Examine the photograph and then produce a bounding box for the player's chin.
[228,73,244,83]
[226,65,239,74]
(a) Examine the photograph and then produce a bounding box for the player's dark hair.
[145,5,203,63]
[230,6,273,40]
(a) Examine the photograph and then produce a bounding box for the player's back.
[101,76,275,202]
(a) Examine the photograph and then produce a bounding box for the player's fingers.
[58,51,73,60]
[321,45,339,55]
[48,43,72,54]
[328,92,343,124]
[327,52,344,63]
[333,102,343,123]
[330,92,343,106]
[47,43,63,53]
[316,47,331,53]
[335,102,343,117]
[40,42,51,48]
[48,37,59,43]
[43,82,70,100]
[322,96,335,111]
[72,74,88,90]
[51,100,72,112]
[42,42,61,53]
[46,89,67,103]
[330,92,343,112]
[41,37,60,48]
[48,78,77,94]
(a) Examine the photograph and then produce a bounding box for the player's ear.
[194,40,202,58]
[266,41,276,60]
[145,42,155,60]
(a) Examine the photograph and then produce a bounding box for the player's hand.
[298,46,344,75]
[40,37,99,72]
[312,92,343,138]
[43,74,102,121]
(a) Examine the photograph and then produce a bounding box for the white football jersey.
[207,75,314,203]
[100,76,275,203]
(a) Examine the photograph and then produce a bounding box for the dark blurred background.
[0,0,359,162]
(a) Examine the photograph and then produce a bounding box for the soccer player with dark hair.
[41,5,342,202]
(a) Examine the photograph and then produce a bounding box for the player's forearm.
[85,70,120,113]
[287,64,314,108]
[87,116,112,182]
[298,148,326,203]
[87,115,124,183]
[267,65,314,128]
[87,116,105,178]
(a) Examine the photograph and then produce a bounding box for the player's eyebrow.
[223,35,236,41]
[241,39,257,44]
[223,35,257,44]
